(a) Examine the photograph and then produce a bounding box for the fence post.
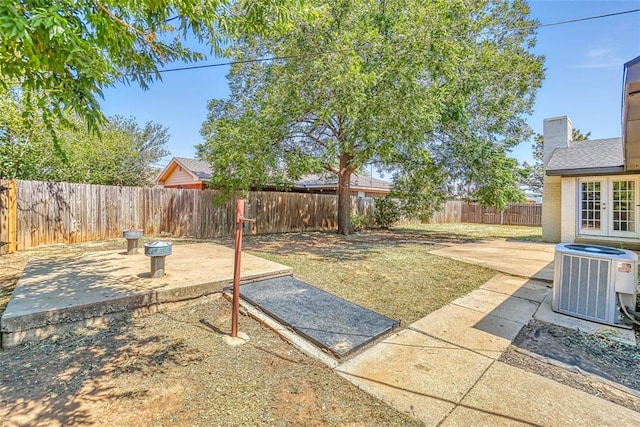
[7,180,17,253]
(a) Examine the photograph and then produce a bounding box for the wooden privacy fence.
[428,201,464,224]
[0,179,539,253]
[460,202,542,226]
[0,180,375,252]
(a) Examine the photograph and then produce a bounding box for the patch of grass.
[244,230,496,324]
[400,222,542,242]
[242,224,540,323]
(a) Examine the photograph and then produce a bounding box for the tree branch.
[95,2,163,56]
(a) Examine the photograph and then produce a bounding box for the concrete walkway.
[336,241,640,426]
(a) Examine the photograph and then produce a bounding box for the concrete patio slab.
[1,243,292,348]
[480,274,550,303]
[336,328,494,426]
[452,288,540,325]
[410,304,524,359]
[430,240,555,282]
[459,361,640,426]
[534,293,636,346]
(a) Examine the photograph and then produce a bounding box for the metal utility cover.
[240,276,399,357]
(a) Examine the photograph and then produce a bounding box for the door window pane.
[581,181,601,230]
[612,180,635,232]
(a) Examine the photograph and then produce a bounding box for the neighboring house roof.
[295,173,393,192]
[155,157,212,186]
[546,138,624,176]
[157,157,393,192]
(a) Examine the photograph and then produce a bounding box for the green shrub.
[350,213,369,232]
[374,197,401,228]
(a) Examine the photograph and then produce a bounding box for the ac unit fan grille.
[558,254,609,322]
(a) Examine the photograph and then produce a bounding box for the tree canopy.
[0,0,306,130]
[198,0,544,234]
[0,86,169,186]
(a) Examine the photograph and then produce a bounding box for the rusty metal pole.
[231,199,254,338]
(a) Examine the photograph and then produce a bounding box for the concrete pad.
[441,406,533,427]
[480,274,550,303]
[410,304,525,358]
[223,332,250,347]
[534,293,636,346]
[240,276,398,357]
[430,240,555,282]
[452,288,540,325]
[1,243,292,347]
[337,329,494,426]
[459,361,640,426]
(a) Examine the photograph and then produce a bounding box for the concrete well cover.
[240,276,399,357]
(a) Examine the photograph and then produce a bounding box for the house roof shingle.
[174,157,212,180]
[546,138,624,176]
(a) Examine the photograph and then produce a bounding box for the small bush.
[374,197,401,229]
[350,213,369,232]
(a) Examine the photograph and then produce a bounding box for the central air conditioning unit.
[553,243,638,328]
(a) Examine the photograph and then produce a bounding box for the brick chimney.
[541,116,572,242]
[542,116,573,166]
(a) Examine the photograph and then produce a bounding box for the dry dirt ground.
[0,297,425,426]
[1,227,640,425]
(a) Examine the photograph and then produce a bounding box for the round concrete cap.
[123,229,143,239]
[144,241,172,257]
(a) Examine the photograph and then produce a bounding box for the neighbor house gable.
[156,157,212,189]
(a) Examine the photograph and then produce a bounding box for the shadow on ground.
[0,317,191,425]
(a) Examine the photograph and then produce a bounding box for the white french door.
[578,177,639,238]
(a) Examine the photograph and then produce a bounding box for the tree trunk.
[337,154,353,235]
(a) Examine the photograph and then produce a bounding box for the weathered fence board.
[428,201,463,224]
[5,180,541,253]
[460,202,541,226]
[11,181,377,251]
[0,180,18,254]
[0,180,9,255]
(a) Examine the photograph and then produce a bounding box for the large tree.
[0,0,305,130]
[198,0,544,234]
[0,87,169,185]
[54,116,170,186]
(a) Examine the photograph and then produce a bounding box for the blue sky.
[101,1,640,170]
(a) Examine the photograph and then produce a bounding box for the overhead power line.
[155,7,640,75]
[536,8,640,28]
